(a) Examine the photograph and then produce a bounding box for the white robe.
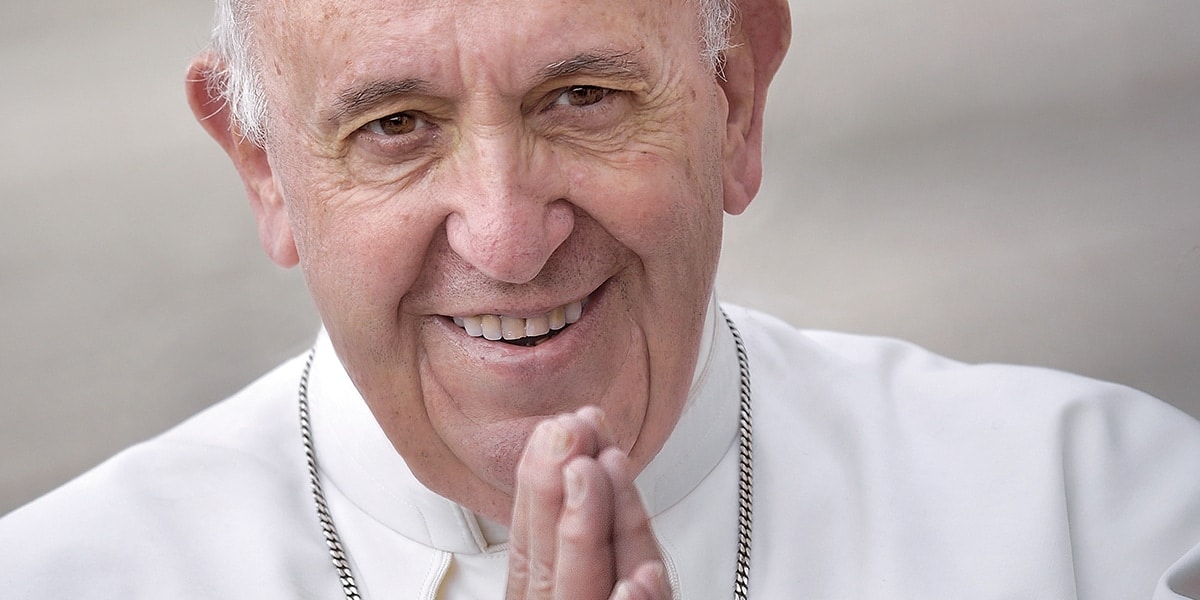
[3,302,1200,598]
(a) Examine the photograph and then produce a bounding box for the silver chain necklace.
[298,310,754,599]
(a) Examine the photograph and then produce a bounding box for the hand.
[506,407,673,600]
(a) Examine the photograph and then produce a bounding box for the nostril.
[442,199,575,285]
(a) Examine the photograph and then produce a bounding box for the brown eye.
[554,86,612,108]
[366,111,427,136]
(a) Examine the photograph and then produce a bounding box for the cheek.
[278,163,442,326]
[565,83,726,259]
[569,143,724,280]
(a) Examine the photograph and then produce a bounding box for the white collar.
[306,297,739,554]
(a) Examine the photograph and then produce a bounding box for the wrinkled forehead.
[248,0,706,124]
[253,0,699,62]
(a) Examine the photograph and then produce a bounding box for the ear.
[186,52,299,268]
[719,0,792,215]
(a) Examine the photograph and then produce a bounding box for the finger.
[507,416,607,598]
[508,420,572,598]
[574,406,617,449]
[597,448,665,583]
[554,457,616,600]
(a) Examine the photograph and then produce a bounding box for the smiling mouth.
[450,298,588,347]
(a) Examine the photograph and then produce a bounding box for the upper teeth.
[452,300,585,342]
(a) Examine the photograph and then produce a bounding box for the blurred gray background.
[1,0,1197,514]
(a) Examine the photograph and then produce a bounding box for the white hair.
[206,0,734,146]
[206,0,269,145]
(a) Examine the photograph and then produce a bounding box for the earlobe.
[185,53,299,268]
[717,0,792,216]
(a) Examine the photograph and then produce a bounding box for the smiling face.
[201,0,775,524]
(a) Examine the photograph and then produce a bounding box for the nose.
[443,128,574,284]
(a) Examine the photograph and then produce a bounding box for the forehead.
[257,0,699,89]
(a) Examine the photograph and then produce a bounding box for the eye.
[364,111,429,136]
[552,85,614,108]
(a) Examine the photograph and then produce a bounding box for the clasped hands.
[506,407,673,600]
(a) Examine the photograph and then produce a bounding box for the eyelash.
[548,85,616,110]
[354,84,621,152]
[356,111,439,160]
[363,112,432,137]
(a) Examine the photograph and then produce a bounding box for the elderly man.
[3,0,1200,597]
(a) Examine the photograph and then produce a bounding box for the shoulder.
[726,301,1200,500]
[723,303,1200,598]
[0,352,331,598]
[722,302,1198,433]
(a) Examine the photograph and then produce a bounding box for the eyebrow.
[323,50,647,125]
[326,78,432,124]
[538,50,648,83]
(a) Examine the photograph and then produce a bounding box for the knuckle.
[528,557,557,594]
[505,545,557,598]
[508,542,532,567]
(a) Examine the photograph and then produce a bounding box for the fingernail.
[543,422,571,459]
[564,464,585,508]
[592,408,610,435]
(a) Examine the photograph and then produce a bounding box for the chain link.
[723,310,755,600]
[299,349,362,600]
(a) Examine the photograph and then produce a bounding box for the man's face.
[255,0,732,522]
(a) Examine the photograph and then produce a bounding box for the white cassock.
[3,301,1200,599]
